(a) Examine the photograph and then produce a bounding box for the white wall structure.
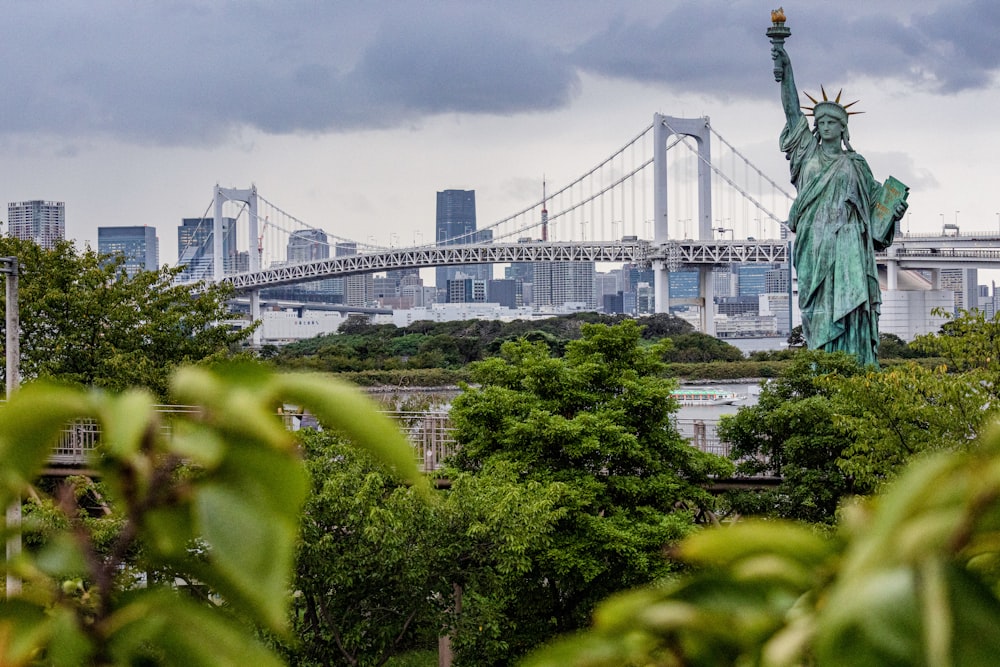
[391,303,535,327]
[881,289,953,341]
[260,310,346,343]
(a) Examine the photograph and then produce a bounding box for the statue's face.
[816,116,843,143]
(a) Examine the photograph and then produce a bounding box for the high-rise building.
[287,229,330,263]
[177,217,236,282]
[435,190,490,292]
[736,264,773,297]
[8,200,65,249]
[940,268,979,313]
[98,226,159,277]
[533,262,596,309]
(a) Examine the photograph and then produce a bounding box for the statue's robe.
[781,115,895,366]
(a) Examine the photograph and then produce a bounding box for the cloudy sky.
[2,0,999,273]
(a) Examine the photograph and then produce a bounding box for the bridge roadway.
[218,232,1000,293]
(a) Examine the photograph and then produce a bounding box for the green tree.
[448,320,731,663]
[524,425,1000,667]
[289,431,441,666]
[662,332,744,363]
[0,362,425,665]
[286,432,569,667]
[0,237,249,397]
[717,349,865,523]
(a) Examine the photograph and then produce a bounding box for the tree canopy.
[446,320,732,663]
[0,237,250,397]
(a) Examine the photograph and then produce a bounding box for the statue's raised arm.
[772,43,802,127]
[767,8,801,127]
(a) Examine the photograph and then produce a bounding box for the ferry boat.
[671,387,743,406]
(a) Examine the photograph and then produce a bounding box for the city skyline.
[0,2,996,282]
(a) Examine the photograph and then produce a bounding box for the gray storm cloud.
[0,0,993,144]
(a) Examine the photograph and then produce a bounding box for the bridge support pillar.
[699,266,716,336]
[885,252,899,290]
[214,184,260,281]
[653,260,669,315]
[652,114,713,327]
[250,289,261,347]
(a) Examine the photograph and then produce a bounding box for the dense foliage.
[525,425,1000,666]
[718,350,866,523]
[0,237,250,398]
[720,310,1000,524]
[446,320,732,664]
[0,363,424,665]
[271,312,694,372]
[285,430,571,666]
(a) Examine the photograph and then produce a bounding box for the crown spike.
[821,85,829,101]
[842,99,860,109]
[803,91,820,105]
[835,89,843,104]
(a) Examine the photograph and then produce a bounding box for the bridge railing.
[44,408,740,472]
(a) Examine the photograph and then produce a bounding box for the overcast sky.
[2,0,999,275]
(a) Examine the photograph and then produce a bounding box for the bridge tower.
[214,185,261,345]
[652,115,715,335]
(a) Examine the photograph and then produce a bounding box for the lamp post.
[715,227,734,239]
[1,257,19,598]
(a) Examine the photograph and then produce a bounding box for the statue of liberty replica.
[769,9,908,366]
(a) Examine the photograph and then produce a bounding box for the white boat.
[671,387,743,406]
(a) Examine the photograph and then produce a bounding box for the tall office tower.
[385,268,420,286]
[176,217,236,282]
[736,264,773,298]
[533,261,596,309]
[940,268,979,313]
[765,266,791,294]
[330,242,356,303]
[98,225,159,277]
[594,272,619,312]
[435,189,490,293]
[287,229,335,295]
[287,229,330,263]
[8,200,65,249]
[332,241,372,306]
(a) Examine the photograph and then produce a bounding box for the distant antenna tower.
[541,178,548,242]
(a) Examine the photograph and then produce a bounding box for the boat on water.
[671,387,743,406]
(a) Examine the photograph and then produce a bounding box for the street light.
[715,227,734,239]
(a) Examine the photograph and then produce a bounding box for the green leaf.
[32,532,89,578]
[679,520,834,570]
[107,590,285,666]
[143,505,197,560]
[45,606,94,667]
[0,383,91,492]
[95,388,158,459]
[0,599,57,665]
[816,566,922,666]
[194,481,297,632]
[273,372,427,489]
[169,365,291,450]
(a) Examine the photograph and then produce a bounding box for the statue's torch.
[766,8,791,82]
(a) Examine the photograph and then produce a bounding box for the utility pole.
[2,257,19,597]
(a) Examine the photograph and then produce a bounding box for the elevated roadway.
[219,235,1000,294]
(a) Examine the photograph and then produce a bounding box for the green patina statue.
[769,11,908,366]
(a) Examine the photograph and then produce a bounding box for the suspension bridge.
[177,113,1000,341]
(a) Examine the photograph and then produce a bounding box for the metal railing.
[44,409,736,473]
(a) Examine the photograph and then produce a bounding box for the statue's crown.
[801,86,862,121]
